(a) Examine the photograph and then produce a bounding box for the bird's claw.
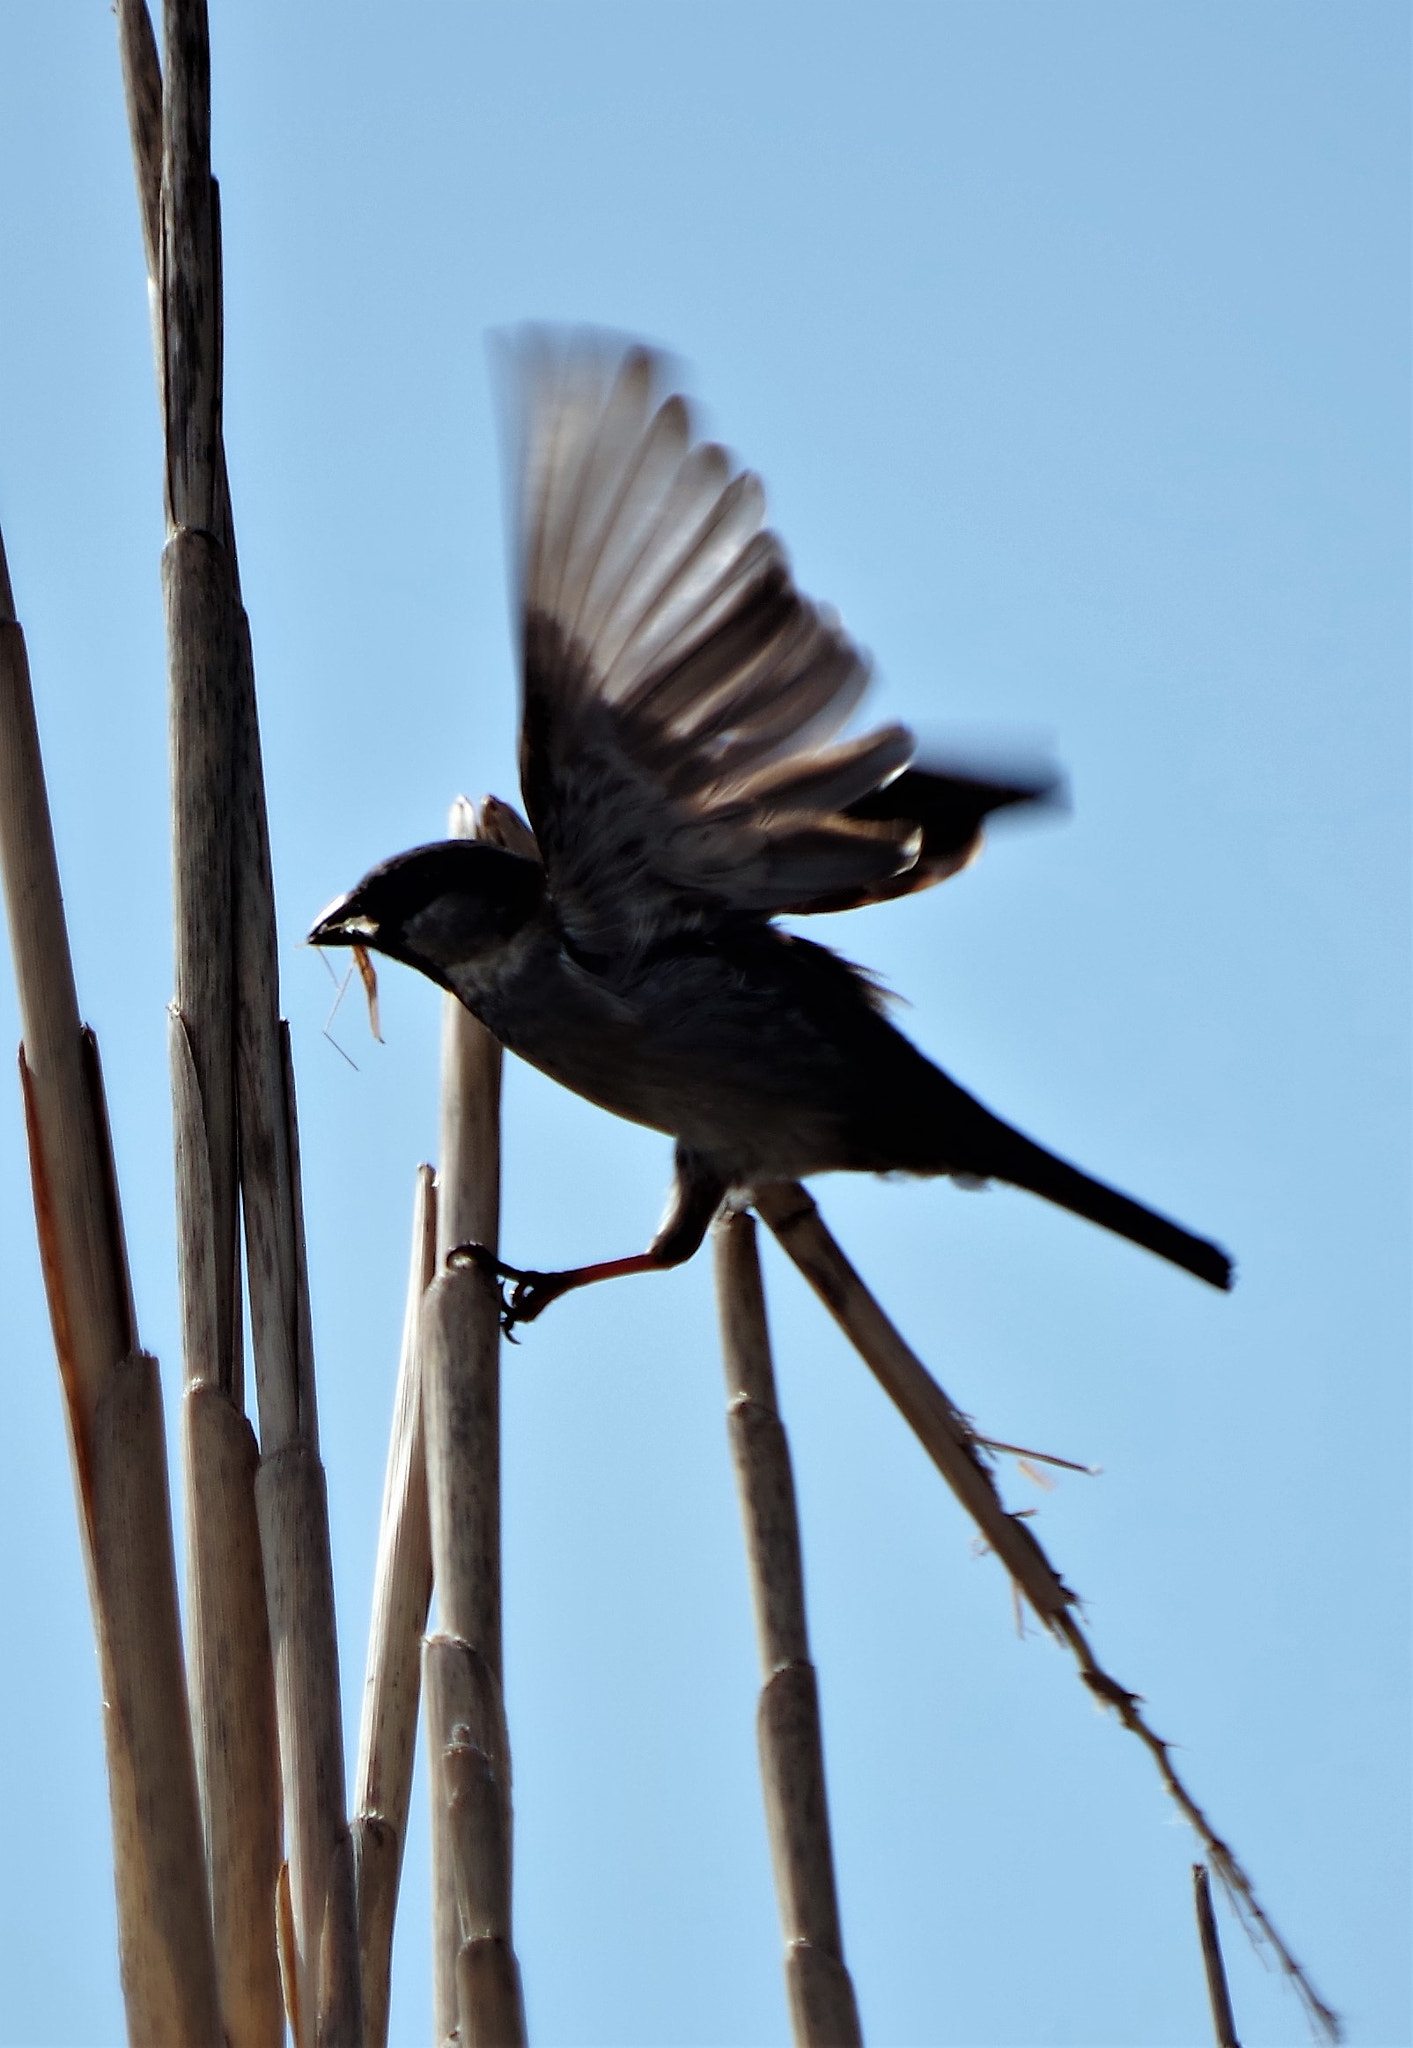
[447,1242,559,1337]
[502,1273,562,1332]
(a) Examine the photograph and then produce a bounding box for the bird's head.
[308,839,545,990]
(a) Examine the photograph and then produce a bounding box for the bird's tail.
[929,1084,1234,1291]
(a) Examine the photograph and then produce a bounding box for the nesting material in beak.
[353,943,382,1042]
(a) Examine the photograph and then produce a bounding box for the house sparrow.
[310,332,1232,1327]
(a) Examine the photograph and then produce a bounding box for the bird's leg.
[455,1245,678,1334]
[449,1148,727,1333]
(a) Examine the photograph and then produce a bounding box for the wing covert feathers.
[504,330,1041,955]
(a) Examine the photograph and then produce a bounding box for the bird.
[309,330,1233,1328]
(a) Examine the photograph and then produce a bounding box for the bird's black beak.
[307,890,377,949]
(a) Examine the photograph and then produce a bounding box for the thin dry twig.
[714,1210,862,2048]
[422,796,526,2047]
[0,527,222,2044]
[354,1164,439,2048]
[753,1179,1340,2045]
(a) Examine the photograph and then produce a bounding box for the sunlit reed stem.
[354,1165,438,2048]
[1194,1863,1241,2048]
[714,1209,863,2047]
[422,796,526,2046]
[0,525,221,2044]
[115,3,360,2034]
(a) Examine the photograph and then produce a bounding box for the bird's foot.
[447,1242,568,1335]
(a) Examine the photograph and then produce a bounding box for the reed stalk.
[1194,1864,1241,2048]
[0,527,222,2042]
[753,1180,1339,2043]
[354,1164,439,2048]
[422,795,526,2047]
[714,1209,863,2048]
[115,3,360,2035]
[16,18,1321,2042]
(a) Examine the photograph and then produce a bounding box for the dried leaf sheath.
[714,1210,862,2048]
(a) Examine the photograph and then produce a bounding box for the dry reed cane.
[117,21,283,2041]
[353,1164,439,2048]
[753,1180,1340,2043]
[1194,1864,1241,2048]
[172,1015,284,2048]
[714,1210,863,2048]
[422,796,527,2047]
[116,4,361,2036]
[0,527,222,2043]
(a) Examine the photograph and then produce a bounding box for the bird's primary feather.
[509,332,930,960]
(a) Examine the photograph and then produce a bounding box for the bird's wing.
[478,761,1063,918]
[504,330,934,962]
[816,759,1064,912]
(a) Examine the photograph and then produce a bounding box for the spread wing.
[504,331,1055,962]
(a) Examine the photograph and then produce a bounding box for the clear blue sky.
[0,5,1406,2044]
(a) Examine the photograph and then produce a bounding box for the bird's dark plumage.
[310,331,1232,1323]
